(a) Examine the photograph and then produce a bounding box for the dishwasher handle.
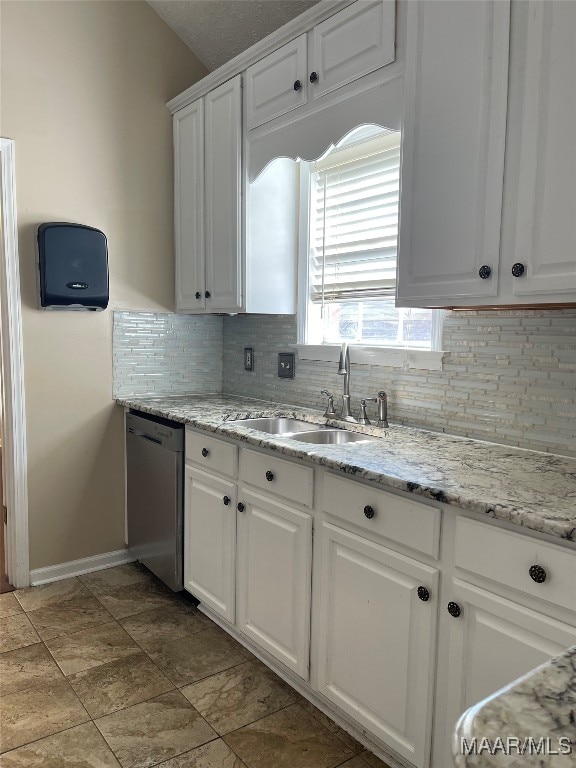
[128,428,162,446]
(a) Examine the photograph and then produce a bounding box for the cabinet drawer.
[323,473,440,558]
[455,517,576,612]
[239,449,313,508]
[186,429,237,478]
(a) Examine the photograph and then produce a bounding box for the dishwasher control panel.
[127,411,183,451]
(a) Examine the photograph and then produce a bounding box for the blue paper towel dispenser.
[37,222,109,310]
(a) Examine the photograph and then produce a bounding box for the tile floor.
[0,563,391,768]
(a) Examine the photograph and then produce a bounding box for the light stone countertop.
[116,393,576,543]
[452,646,576,768]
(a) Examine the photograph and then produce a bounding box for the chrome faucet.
[337,343,357,422]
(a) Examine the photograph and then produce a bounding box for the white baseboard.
[29,549,136,586]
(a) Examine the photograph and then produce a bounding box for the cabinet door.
[505,1,576,300]
[315,522,438,768]
[439,580,576,768]
[245,36,307,130]
[205,76,242,311]
[310,0,395,100]
[184,466,236,622]
[397,1,510,306]
[237,488,312,679]
[174,99,205,311]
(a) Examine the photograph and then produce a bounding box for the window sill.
[293,344,444,371]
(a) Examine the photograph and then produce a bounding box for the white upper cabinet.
[204,77,242,311]
[174,75,241,313]
[245,1,396,132]
[174,99,205,311]
[310,0,395,100]
[501,0,576,302]
[397,0,510,307]
[246,36,308,130]
[398,0,576,308]
[174,73,297,315]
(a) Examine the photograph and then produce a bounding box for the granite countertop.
[116,393,576,543]
[453,646,576,768]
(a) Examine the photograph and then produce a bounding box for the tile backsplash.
[113,311,223,398]
[222,310,576,457]
[113,308,575,456]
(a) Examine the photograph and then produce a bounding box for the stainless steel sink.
[229,417,323,435]
[291,430,373,445]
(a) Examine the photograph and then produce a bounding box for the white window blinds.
[309,132,401,304]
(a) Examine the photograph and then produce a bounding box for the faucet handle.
[358,399,373,426]
[321,390,337,418]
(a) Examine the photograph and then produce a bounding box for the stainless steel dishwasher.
[126,410,184,591]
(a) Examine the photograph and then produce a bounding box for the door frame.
[0,138,30,588]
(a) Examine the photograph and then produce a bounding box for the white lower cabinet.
[314,521,439,768]
[183,432,576,768]
[236,487,312,679]
[437,579,576,768]
[184,466,236,623]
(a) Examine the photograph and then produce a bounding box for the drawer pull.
[201,448,209,458]
[195,291,201,299]
[363,505,375,519]
[265,470,274,482]
[529,564,547,584]
[223,496,231,506]
[309,71,319,83]
[417,586,430,602]
[237,502,245,512]
[293,79,302,91]
[447,601,461,618]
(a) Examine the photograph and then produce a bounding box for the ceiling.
[148,0,322,72]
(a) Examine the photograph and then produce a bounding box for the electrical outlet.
[244,347,254,371]
[278,352,295,379]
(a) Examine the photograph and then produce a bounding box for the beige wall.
[1,0,207,570]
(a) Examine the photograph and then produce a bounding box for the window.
[299,126,441,351]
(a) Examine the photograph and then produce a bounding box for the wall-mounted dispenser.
[37,222,109,310]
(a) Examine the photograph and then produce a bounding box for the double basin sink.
[229,417,373,445]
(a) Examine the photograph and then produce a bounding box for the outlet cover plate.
[244,347,254,371]
[278,352,295,378]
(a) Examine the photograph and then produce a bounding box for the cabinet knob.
[205,290,211,298]
[223,496,231,506]
[363,505,375,519]
[511,263,525,277]
[293,79,302,91]
[265,470,274,482]
[529,564,547,583]
[309,71,318,83]
[447,601,461,618]
[237,502,245,512]
[478,265,492,279]
[201,448,209,457]
[195,291,201,299]
[417,586,430,602]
